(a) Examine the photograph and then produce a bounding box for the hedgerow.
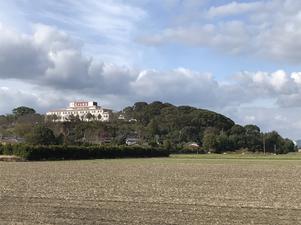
[0,144,169,160]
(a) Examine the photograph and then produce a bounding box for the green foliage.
[123,101,235,145]
[216,133,232,152]
[202,132,218,152]
[0,144,13,155]
[163,139,172,150]
[12,106,35,117]
[199,123,296,154]
[85,112,93,121]
[2,144,169,160]
[0,103,297,155]
[244,124,260,135]
[244,124,261,152]
[263,131,295,154]
[229,124,246,135]
[26,125,57,145]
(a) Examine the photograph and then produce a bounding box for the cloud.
[0,86,62,114]
[139,0,301,63]
[1,0,301,140]
[2,23,301,103]
[0,0,146,66]
[140,21,249,54]
[0,24,219,107]
[130,68,220,106]
[232,70,301,108]
[0,24,136,95]
[207,1,263,18]
[2,21,301,139]
[2,23,301,110]
[0,24,50,79]
[224,106,301,139]
[234,70,298,95]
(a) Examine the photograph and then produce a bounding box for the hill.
[119,101,234,144]
[0,102,296,154]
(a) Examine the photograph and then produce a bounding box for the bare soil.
[0,155,25,162]
[0,158,300,225]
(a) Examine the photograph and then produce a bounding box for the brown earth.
[0,158,300,225]
[0,155,25,162]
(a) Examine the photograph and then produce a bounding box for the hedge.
[0,144,170,160]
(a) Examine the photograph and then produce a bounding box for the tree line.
[0,103,296,154]
[0,144,169,160]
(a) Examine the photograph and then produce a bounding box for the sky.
[1,0,301,139]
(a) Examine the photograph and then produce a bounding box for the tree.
[244,124,260,135]
[263,131,296,154]
[282,139,296,153]
[67,114,80,123]
[216,133,232,152]
[146,119,159,137]
[178,126,199,143]
[12,106,35,117]
[229,124,246,135]
[46,114,58,122]
[202,131,218,152]
[227,125,246,149]
[133,102,148,111]
[163,139,172,150]
[85,113,93,121]
[244,124,261,151]
[27,125,57,145]
[14,123,33,137]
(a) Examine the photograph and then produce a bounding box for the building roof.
[46,101,112,114]
[48,107,103,113]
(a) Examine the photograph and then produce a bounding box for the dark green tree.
[146,119,159,137]
[202,131,218,152]
[216,133,232,152]
[244,124,261,151]
[27,125,57,145]
[244,124,260,135]
[12,106,36,117]
[229,124,246,135]
[85,113,93,121]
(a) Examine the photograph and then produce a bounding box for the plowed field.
[0,158,300,224]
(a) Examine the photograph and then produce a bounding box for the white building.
[46,101,111,122]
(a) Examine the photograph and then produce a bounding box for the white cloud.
[0,87,52,114]
[224,106,301,139]
[207,1,263,18]
[291,72,301,84]
[139,0,301,63]
[33,24,80,52]
[235,70,298,95]
[0,0,146,66]
[2,23,301,110]
[140,21,249,54]
[130,68,220,106]
[2,21,301,138]
[0,22,301,110]
[0,24,50,79]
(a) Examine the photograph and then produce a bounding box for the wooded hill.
[0,102,296,154]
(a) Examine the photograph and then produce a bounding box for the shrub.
[5,144,170,161]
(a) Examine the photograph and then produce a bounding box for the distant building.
[118,114,126,120]
[126,138,139,146]
[46,101,112,122]
[0,136,25,145]
[125,133,140,145]
[187,142,200,148]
